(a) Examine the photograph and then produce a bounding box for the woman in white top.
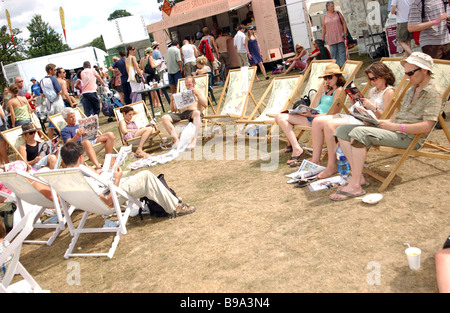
[126,45,145,103]
[310,62,396,179]
[284,44,309,75]
[181,37,199,77]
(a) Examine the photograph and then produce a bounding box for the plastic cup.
[405,247,421,270]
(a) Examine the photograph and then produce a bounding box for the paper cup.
[405,247,421,270]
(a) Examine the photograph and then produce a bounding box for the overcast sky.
[0,0,163,49]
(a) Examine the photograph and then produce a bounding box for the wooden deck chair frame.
[0,209,49,293]
[234,74,304,139]
[113,101,167,153]
[293,60,363,148]
[37,165,144,259]
[0,170,74,246]
[362,71,450,193]
[47,107,118,159]
[203,67,257,120]
[1,122,49,164]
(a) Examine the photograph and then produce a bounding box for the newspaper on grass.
[308,175,348,192]
[78,114,99,141]
[286,160,325,183]
[345,81,379,125]
[130,123,196,170]
[173,89,195,110]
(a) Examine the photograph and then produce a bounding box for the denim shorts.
[168,71,182,86]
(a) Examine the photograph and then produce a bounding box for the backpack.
[139,174,181,219]
[40,77,58,103]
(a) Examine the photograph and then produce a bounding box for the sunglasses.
[368,76,378,81]
[26,131,36,135]
[405,68,421,77]
[324,75,334,80]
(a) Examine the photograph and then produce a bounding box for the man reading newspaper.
[161,76,207,150]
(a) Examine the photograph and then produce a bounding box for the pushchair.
[98,86,123,122]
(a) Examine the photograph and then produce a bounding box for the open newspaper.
[282,104,319,116]
[308,175,348,192]
[101,145,133,182]
[345,81,378,125]
[78,114,99,141]
[173,89,195,110]
[285,160,325,183]
[38,136,59,157]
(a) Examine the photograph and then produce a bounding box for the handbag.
[135,73,142,84]
[144,57,156,76]
[293,89,317,110]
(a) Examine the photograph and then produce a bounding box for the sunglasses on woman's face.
[324,75,334,80]
[368,76,378,81]
[405,67,421,77]
[27,131,36,135]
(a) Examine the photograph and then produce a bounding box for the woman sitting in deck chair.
[275,63,346,165]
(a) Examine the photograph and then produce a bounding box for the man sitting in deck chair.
[59,142,196,217]
[330,52,443,201]
[161,75,207,150]
[60,107,115,170]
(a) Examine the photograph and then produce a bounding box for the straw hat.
[401,52,434,74]
[318,63,346,78]
[21,122,38,134]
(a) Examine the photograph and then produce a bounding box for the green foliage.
[91,35,106,51]
[107,9,132,21]
[26,15,70,59]
[0,25,26,89]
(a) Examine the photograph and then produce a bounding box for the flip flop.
[286,150,306,165]
[294,177,318,188]
[284,145,293,153]
[361,182,371,189]
[330,190,366,201]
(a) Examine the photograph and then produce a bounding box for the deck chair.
[203,67,257,121]
[293,60,362,146]
[37,165,144,259]
[234,75,304,138]
[0,170,73,246]
[48,107,118,158]
[0,209,50,293]
[113,101,167,153]
[1,122,49,164]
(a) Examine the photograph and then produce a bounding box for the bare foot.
[317,167,337,180]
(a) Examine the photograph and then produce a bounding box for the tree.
[0,25,26,89]
[91,35,106,51]
[26,15,70,58]
[107,9,132,21]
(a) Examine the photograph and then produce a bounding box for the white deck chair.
[0,209,50,293]
[0,170,73,246]
[37,165,144,259]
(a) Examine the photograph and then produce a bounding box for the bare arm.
[408,13,449,32]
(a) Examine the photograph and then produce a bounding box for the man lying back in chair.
[60,141,196,217]
[60,107,115,170]
[330,52,443,201]
[161,75,207,150]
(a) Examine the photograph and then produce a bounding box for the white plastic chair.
[0,170,73,246]
[0,209,50,293]
[37,165,144,259]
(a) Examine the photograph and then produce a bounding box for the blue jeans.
[329,41,347,68]
[82,92,100,117]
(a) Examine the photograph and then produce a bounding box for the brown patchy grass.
[12,55,450,292]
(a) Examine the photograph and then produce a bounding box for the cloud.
[0,0,163,48]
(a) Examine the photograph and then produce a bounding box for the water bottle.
[336,146,349,175]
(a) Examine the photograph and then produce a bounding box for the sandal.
[286,150,306,165]
[284,145,293,153]
[330,190,366,201]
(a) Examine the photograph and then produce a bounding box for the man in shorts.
[234,25,249,67]
[391,0,414,56]
[60,107,115,170]
[161,76,207,150]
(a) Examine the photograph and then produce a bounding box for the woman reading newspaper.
[309,62,395,178]
[18,122,59,170]
[275,64,346,165]
[118,106,157,158]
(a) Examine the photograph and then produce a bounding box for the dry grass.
[11,55,450,293]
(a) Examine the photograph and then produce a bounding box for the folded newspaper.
[308,175,348,192]
[282,105,319,116]
[101,145,133,182]
[286,160,325,183]
[173,89,195,110]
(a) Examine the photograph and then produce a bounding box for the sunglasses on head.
[405,67,421,77]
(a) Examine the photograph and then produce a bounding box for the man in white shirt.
[233,25,249,67]
[391,0,414,56]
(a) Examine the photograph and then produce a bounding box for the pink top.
[123,120,139,141]
[80,68,97,94]
[323,12,345,45]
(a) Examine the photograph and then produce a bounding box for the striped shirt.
[408,0,450,47]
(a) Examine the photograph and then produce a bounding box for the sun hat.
[145,47,153,54]
[166,40,173,47]
[21,122,38,134]
[151,41,160,49]
[401,52,434,74]
[318,63,346,78]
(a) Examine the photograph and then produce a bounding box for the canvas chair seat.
[113,101,166,152]
[0,170,73,246]
[0,209,50,293]
[37,165,144,259]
